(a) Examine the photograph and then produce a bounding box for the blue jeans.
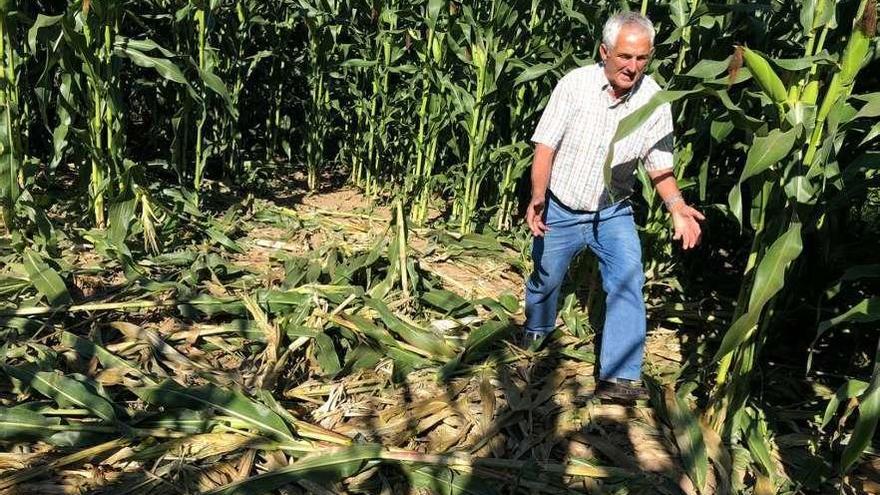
[525,194,646,381]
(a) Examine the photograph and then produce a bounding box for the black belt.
[547,189,630,214]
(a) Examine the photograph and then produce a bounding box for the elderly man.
[523,12,704,403]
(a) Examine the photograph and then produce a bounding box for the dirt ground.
[237,186,684,375]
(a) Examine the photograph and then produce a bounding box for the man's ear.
[599,43,609,61]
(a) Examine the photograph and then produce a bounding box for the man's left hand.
[670,204,705,250]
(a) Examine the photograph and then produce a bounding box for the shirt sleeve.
[642,102,674,172]
[530,76,573,150]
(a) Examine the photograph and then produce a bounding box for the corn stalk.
[76,0,125,228]
[0,0,22,232]
[410,0,448,225]
[192,0,209,198]
[449,5,512,234]
[299,0,341,191]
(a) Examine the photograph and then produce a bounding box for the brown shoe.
[594,379,649,404]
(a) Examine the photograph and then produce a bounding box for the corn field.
[0,0,879,493]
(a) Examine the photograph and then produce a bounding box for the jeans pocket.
[544,196,564,226]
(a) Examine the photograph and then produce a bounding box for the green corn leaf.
[472,297,514,321]
[612,89,702,145]
[821,379,868,429]
[802,0,837,32]
[815,297,880,342]
[558,0,588,24]
[841,370,880,472]
[199,67,238,118]
[497,293,519,313]
[603,88,702,194]
[387,346,432,382]
[669,0,690,28]
[137,379,295,442]
[108,197,137,251]
[426,0,445,28]
[800,0,818,34]
[740,126,800,182]
[340,58,378,69]
[714,223,803,361]
[839,6,874,82]
[744,411,775,476]
[459,319,511,362]
[331,311,398,348]
[177,293,246,318]
[2,364,118,423]
[363,297,458,358]
[205,444,382,495]
[22,248,71,306]
[727,184,743,231]
[134,409,212,434]
[60,331,155,386]
[860,120,880,146]
[746,223,804,311]
[341,344,382,373]
[313,333,342,376]
[0,406,61,441]
[663,388,708,491]
[115,37,177,58]
[205,225,244,253]
[684,57,730,80]
[406,465,498,495]
[558,347,596,363]
[0,316,41,336]
[457,233,505,252]
[853,92,880,120]
[771,53,837,71]
[825,264,880,299]
[26,14,63,54]
[421,288,471,314]
[439,319,511,379]
[114,46,189,86]
[513,63,553,86]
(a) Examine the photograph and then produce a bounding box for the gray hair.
[603,12,655,49]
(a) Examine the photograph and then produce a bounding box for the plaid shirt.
[531,63,674,211]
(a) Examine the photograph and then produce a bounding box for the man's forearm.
[531,144,555,199]
[648,168,684,211]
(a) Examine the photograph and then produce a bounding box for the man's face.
[599,26,653,96]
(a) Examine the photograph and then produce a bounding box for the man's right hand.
[526,196,550,237]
